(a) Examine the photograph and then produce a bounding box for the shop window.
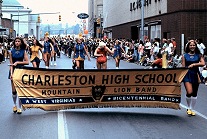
[30,29,34,35]
[150,25,161,42]
[97,5,103,17]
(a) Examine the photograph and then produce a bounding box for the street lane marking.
[180,104,207,120]
[58,111,69,139]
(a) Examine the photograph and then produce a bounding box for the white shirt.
[153,46,159,53]
[145,42,151,49]
[197,43,206,55]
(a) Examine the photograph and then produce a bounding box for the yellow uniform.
[30,45,41,62]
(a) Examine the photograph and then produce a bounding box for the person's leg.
[53,52,57,66]
[96,62,101,69]
[32,61,37,68]
[102,62,107,69]
[80,61,84,70]
[115,58,119,69]
[11,81,17,113]
[184,82,193,115]
[191,84,199,116]
[76,60,80,69]
[45,53,51,68]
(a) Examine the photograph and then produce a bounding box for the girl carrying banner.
[182,40,205,116]
[8,37,29,114]
[72,38,90,70]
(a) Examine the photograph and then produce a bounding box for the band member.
[94,41,113,69]
[30,38,43,68]
[72,38,90,70]
[50,38,60,66]
[182,40,205,116]
[43,35,54,69]
[8,37,29,114]
[113,39,125,69]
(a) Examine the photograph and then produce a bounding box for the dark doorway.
[131,26,138,40]
[163,32,170,39]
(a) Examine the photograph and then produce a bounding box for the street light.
[37,16,41,23]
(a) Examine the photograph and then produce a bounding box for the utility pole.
[99,14,101,38]
[141,0,144,41]
[10,14,13,38]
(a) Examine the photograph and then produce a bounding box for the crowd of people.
[0,34,207,115]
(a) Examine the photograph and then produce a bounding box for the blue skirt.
[183,70,200,83]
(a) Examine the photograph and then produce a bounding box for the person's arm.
[121,46,126,54]
[23,38,29,51]
[190,56,205,68]
[84,46,90,61]
[72,46,76,60]
[9,51,14,79]
[106,47,114,55]
[50,43,54,52]
[94,47,102,57]
[50,43,54,56]
[39,46,43,55]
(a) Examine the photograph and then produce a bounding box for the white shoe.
[50,62,53,66]
[45,66,49,69]
[205,82,207,86]
[116,67,119,69]
[54,62,57,66]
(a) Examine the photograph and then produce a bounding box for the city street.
[0,54,207,139]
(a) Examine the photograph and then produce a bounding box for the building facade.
[102,0,207,54]
[88,0,103,38]
[1,0,41,39]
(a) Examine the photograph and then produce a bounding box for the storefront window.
[144,27,148,39]
[150,25,161,42]
[97,5,103,17]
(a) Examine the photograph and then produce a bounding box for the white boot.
[191,97,197,116]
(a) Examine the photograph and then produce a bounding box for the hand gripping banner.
[13,67,188,111]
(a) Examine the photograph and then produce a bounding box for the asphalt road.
[0,53,207,139]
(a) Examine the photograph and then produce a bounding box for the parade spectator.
[182,40,205,116]
[94,41,113,69]
[0,43,3,63]
[151,42,159,60]
[138,40,145,62]
[171,38,177,56]
[144,38,152,58]
[8,37,29,114]
[72,38,90,70]
[196,38,206,56]
[125,44,135,62]
[150,53,162,68]
[30,38,43,68]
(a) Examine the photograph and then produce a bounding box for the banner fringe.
[22,103,180,111]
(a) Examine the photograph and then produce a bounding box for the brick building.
[102,0,207,54]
